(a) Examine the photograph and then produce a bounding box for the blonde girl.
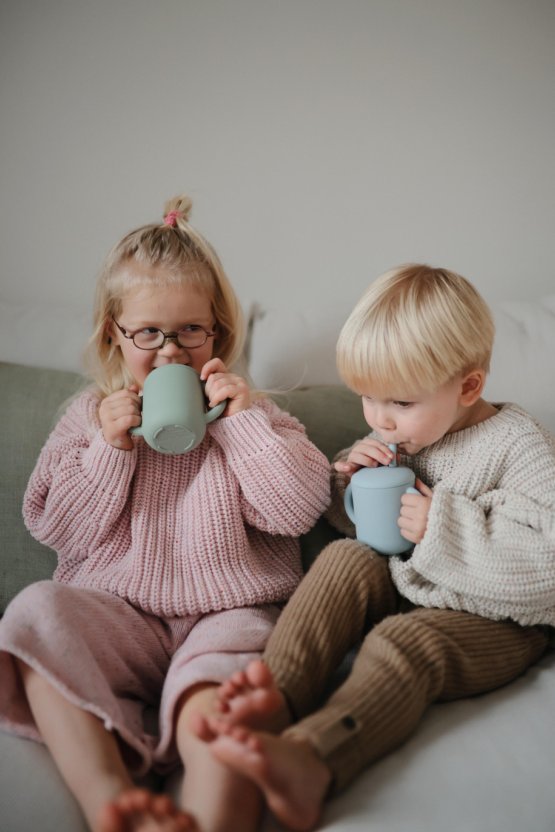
[0,195,331,832]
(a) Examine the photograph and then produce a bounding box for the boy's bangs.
[339,343,441,398]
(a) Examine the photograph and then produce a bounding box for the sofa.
[1,293,555,831]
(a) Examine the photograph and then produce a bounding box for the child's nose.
[376,408,395,431]
[158,337,186,356]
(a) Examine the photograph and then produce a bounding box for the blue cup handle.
[344,483,356,523]
[406,486,420,495]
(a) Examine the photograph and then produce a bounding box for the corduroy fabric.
[265,539,548,794]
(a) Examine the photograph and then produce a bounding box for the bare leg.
[175,683,264,832]
[197,719,331,832]
[16,659,196,832]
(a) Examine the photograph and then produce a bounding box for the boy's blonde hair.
[337,264,495,396]
[84,195,245,396]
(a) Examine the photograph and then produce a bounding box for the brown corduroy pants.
[264,538,549,794]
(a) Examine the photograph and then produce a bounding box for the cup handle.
[205,399,227,424]
[129,396,144,436]
[201,381,228,424]
[344,483,356,523]
[405,486,420,495]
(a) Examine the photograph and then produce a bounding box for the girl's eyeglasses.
[112,318,216,351]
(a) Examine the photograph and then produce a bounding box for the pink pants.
[0,580,279,773]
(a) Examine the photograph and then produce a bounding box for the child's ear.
[460,369,486,406]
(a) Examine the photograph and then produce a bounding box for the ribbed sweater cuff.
[208,407,282,459]
[81,430,138,491]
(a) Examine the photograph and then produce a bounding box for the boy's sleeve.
[407,430,555,619]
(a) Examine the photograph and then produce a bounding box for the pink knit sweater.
[23,391,331,617]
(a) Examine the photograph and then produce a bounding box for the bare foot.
[199,721,332,832]
[96,788,197,832]
[214,659,291,732]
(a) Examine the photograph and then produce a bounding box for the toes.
[245,659,273,689]
[246,733,263,753]
[117,787,151,812]
[96,803,123,832]
[229,670,249,690]
[217,679,241,705]
[229,725,249,742]
[225,724,262,752]
[98,788,197,832]
[207,715,233,736]
[151,793,176,817]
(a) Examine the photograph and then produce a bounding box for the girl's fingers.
[205,374,251,408]
[200,358,226,380]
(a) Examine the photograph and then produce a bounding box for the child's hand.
[398,479,433,544]
[201,358,252,417]
[334,437,395,478]
[98,385,141,450]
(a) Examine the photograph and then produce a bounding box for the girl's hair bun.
[163,194,193,225]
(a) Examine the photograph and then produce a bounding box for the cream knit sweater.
[23,391,331,617]
[329,403,555,628]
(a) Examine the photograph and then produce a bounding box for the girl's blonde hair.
[84,195,245,396]
[337,264,495,396]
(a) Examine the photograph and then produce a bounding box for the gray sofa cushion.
[0,363,87,611]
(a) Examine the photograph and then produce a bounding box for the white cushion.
[485,296,555,433]
[249,295,555,434]
[248,298,354,389]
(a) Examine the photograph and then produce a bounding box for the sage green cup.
[131,364,226,454]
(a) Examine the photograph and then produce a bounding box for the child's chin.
[399,443,419,455]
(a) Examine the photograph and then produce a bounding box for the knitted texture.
[23,391,331,617]
[329,403,555,627]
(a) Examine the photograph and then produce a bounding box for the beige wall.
[1,0,554,327]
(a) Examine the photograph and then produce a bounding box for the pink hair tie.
[164,210,182,227]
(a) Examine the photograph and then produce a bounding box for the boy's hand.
[334,437,395,478]
[99,385,141,450]
[201,358,252,417]
[398,479,433,544]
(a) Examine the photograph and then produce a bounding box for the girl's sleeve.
[409,431,555,610]
[208,397,331,535]
[23,392,138,557]
[324,446,356,537]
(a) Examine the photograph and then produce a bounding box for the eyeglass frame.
[112,318,216,351]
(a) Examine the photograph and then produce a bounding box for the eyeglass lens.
[133,326,209,350]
